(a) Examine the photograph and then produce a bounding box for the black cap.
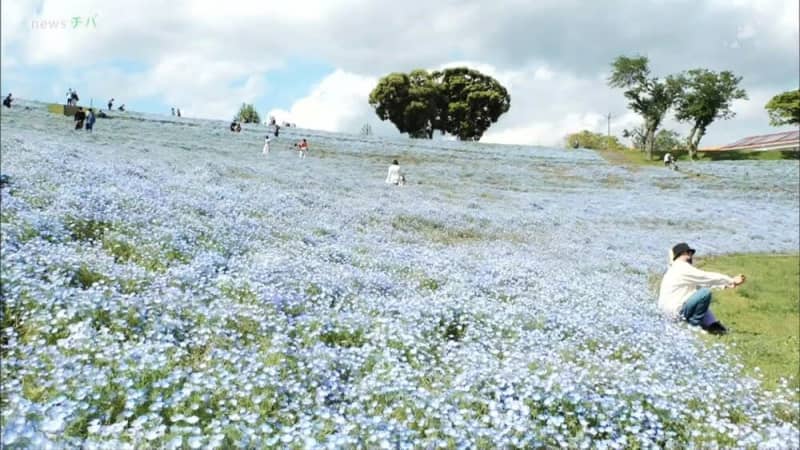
[672,242,695,260]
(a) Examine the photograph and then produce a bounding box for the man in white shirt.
[262,135,271,156]
[386,160,401,185]
[658,243,746,335]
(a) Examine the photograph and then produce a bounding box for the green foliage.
[696,254,799,395]
[235,103,261,124]
[670,69,747,158]
[439,310,468,341]
[70,265,107,289]
[433,67,511,141]
[319,327,366,348]
[565,130,626,150]
[66,217,113,242]
[608,55,680,160]
[369,67,510,141]
[765,89,800,126]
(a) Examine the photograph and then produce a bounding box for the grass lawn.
[595,148,798,168]
[695,253,799,395]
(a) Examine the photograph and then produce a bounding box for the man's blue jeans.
[680,288,712,326]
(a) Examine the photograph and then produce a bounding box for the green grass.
[595,148,797,168]
[697,150,799,161]
[695,253,799,394]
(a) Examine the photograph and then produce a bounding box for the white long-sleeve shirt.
[386,164,401,184]
[657,260,734,318]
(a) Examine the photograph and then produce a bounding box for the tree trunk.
[686,125,698,160]
[645,126,656,160]
[690,126,706,160]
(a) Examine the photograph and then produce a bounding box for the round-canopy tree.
[369,67,510,141]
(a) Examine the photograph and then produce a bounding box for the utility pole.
[606,113,612,150]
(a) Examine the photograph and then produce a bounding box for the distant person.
[67,89,74,106]
[118,104,126,112]
[262,135,271,156]
[236,123,242,133]
[73,107,86,130]
[297,138,309,158]
[274,124,280,138]
[85,109,96,132]
[664,153,677,170]
[269,116,276,126]
[2,93,12,108]
[70,90,79,106]
[176,108,181,117]
[386,159,402,185]
[108,98,114,111]
[171,107,175,116]
[658,243,746,335]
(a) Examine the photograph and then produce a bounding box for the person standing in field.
[85,109,96,132]
[262,135,271,156]
[74,107,86,130]
[658,242,746,335]
[108,98,114,111]
[297,138,309,158]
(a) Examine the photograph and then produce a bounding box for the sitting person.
[2,93,12,108]
[230,121,238,132]
[117,104,126,112]
[658,243,746,335]
[386,159,402,185]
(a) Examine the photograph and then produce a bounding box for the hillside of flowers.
[1,101,798,449]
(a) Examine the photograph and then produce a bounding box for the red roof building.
[704,130,799,152]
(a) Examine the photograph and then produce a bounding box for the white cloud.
[267,70,390,134]
[1,0,796,146]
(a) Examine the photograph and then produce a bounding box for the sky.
[1,0,798,147]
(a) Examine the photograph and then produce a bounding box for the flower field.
[1,101,798,449]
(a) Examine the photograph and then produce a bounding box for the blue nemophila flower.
[1,101,798,447]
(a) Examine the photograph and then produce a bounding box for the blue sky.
[1,0,797,146]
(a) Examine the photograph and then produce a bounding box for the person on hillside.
[2,93,12,108]
[176,108,181,117]
[274,124,280,138]
[664,153,677,170]
[230,121,238,132]
[108,98,114,111]
[171,107,175,116]
[297,138,309,158]
[236,122,242,133]
[262,135,271,156]
[74,107,86,130]
[85,109,96,132]
[658,242,746,335]
[71,90,79,106]
[118,104,126,112]
[386,159,402,185]
[67,89,75,106]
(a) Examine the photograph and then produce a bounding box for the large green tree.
[368,72,440,138]
[369,67,510,141]
[608,56,679,160]
[236,103,261,124]
[765,89,800,126]
[432,67,511,141]
[670,69,747,159]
